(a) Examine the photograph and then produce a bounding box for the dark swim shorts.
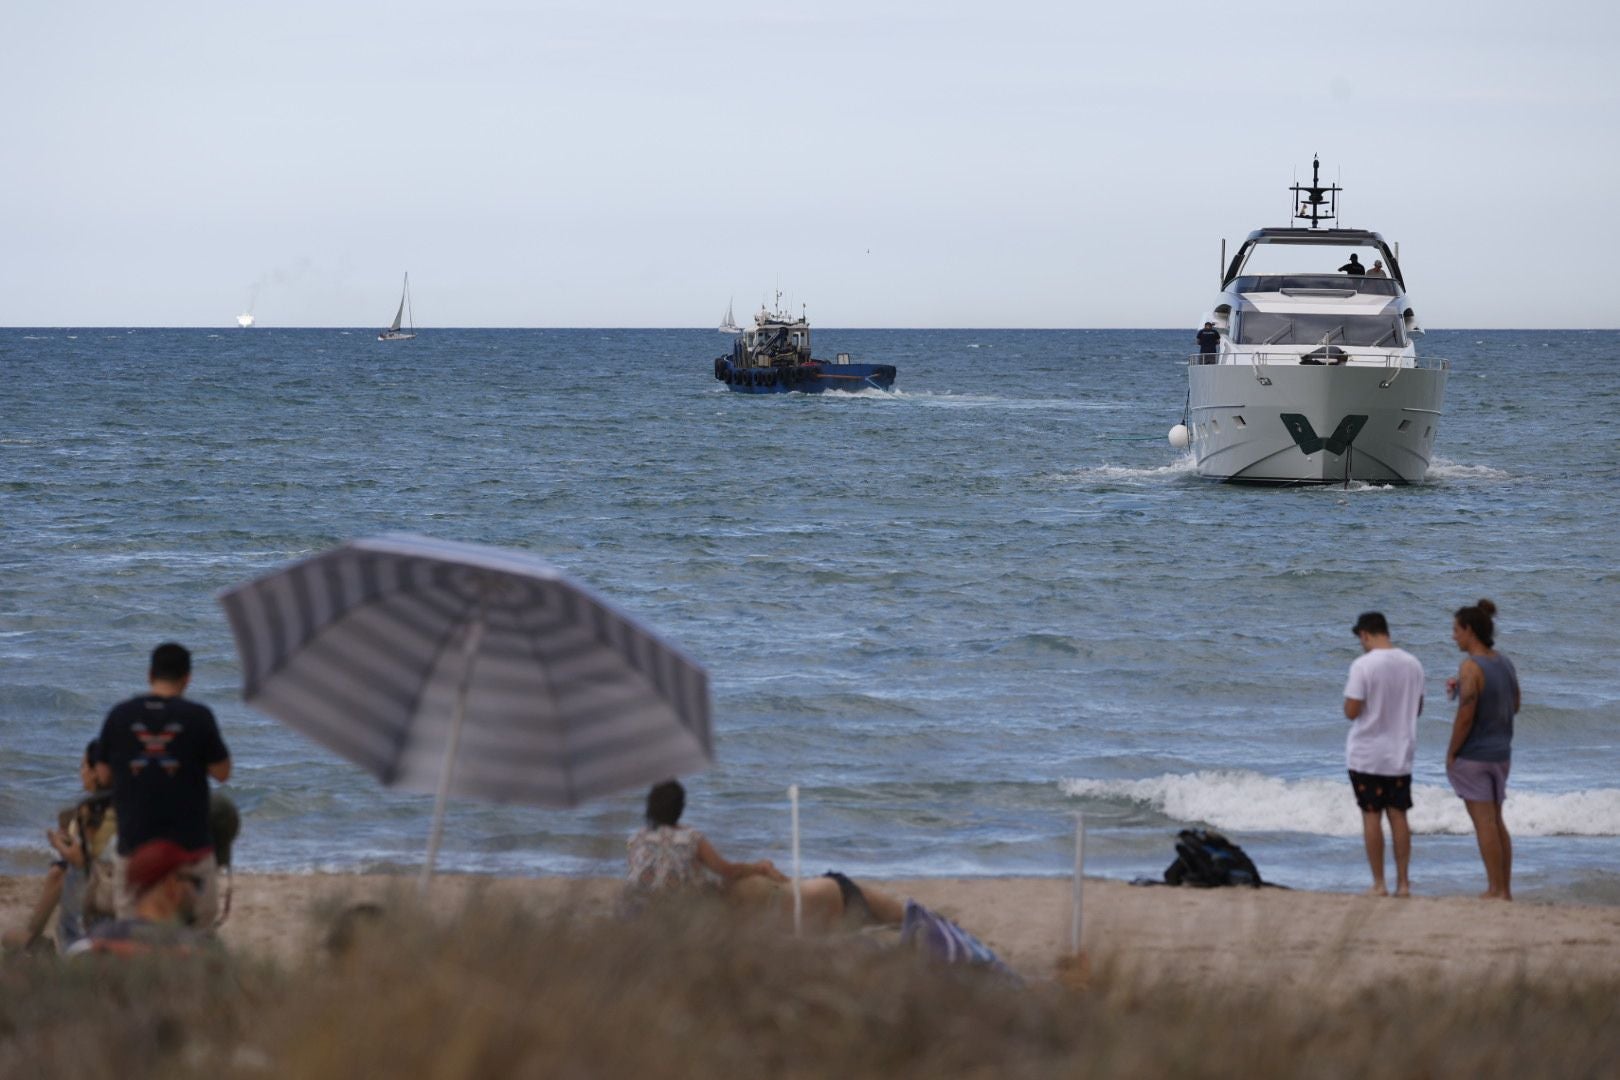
[1348,770,1413,812]
[823,871,877,925]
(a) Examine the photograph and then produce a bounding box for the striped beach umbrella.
[218,534,713,881]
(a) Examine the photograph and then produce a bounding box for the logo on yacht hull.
[1280,414,1368,456]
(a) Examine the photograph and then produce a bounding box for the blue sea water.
[3,327,1618,903]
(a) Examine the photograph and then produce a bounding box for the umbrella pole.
[789,784,802,936]
[1070,812,1085,955]
[420,617,485,893]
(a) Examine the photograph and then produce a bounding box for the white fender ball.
[1168,424,1190,449]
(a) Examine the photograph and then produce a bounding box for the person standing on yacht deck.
[1343,612,1425,898]
[1338,254,1365,275]
[1367,260,1387,277]
[1196,322,1220,363]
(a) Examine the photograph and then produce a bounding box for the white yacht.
[1173,160,1448,484]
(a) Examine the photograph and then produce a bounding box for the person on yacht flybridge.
[1367,260,1387,278]
[1338,254,1365,275]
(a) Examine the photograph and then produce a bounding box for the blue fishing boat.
[713,296,896,394]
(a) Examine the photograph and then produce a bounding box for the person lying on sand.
[625,780,905,928]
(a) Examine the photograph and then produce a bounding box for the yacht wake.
[1055,455,1197,483]
[1428,458,1511,482]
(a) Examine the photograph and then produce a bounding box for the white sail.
[718,298,741,334]
[379,273,416,340]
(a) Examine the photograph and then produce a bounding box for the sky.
[3,0,1617,328]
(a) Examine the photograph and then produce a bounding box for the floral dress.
[624,825,719,909]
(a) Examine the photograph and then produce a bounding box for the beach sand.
[7,872,1618,990]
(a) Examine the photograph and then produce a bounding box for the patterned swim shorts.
[1348,770,1413,812]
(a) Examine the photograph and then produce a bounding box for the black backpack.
[1163,828,1262,888]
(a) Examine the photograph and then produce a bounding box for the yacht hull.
[1188,364,1446,484]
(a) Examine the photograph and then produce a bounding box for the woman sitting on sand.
[625,780,905,928]
[1,740,117,954]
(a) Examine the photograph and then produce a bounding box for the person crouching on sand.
[1343,612,1425,897]
[1445,599,1520,901]
[67,839,213,956]
[624,780,905,928]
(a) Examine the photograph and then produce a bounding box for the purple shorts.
[1448,757,1510,803]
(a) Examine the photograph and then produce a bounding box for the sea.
[3,327,1618,903]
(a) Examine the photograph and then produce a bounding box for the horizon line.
[4,325,1618,333]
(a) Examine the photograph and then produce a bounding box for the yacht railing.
[1185,352,1450,370]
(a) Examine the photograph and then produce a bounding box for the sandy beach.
[8,871,1617,991]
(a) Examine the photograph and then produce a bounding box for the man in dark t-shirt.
[96,642,231,925]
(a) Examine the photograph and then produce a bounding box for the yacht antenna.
[1289,155,1340,229]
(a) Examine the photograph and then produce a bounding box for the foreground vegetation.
[1,894,1616,1078]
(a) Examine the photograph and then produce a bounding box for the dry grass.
[2,893,1616,1078]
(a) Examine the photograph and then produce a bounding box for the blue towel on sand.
[900,900,1016,979]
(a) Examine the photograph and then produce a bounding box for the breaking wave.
[1060,770,1620,838]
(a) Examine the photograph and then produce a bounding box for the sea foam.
[1428,458,1511,482]
[1060,770,1620,838]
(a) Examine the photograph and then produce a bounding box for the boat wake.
[1060,770,1620,838]
[899,391,1130,412]
[1427,458,1511,482]
[1053,455,1197,483]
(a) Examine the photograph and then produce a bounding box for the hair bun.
[1477,598,1497,617]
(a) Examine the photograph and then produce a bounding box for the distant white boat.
[378,273,416,341]
[236,313,255,328]
[718,298,741,334]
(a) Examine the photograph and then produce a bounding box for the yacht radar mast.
[1290,156,1341,229]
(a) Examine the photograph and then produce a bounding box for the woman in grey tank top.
[1445,599,1521,900]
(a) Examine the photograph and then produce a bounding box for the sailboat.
[378,273,416,341]
[718,298,741,334]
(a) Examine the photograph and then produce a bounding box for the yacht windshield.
[1239,243,1388,279]
[1233,274,1399,297]
[1234,313,1407,348]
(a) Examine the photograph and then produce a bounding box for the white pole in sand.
[789,784,803,936]
[1070,812,1086,955]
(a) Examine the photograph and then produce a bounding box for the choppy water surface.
[3,328,1617,901]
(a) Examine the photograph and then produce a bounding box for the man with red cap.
[67,839,212,956]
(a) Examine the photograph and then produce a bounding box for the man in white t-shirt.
[1343,612,1425,897]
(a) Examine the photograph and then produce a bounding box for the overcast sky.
[4,0,1616,328]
